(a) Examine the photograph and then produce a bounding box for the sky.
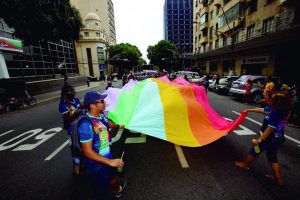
[113,0,165,63]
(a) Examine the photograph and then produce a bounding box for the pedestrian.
[288,85,300,128]
[259,76,275,106]
[235,92,292,185]
[244,79,252,104]
[87,77,90,87]
[77,91,126,199]
[203,75,210,93]
[58,84,84,174]
[106,80,113,90]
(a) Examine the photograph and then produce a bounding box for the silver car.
[229,75,275,104]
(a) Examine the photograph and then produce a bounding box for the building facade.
[70,0,117,45]
[75,13,111,80]
[0,18,77,81]
[193,0,300,83]
[164,0,194,55]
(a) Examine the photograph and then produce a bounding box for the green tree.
[0,0,82,44]
[138,57,147,65]
[108,43,143,75]
[147,40,180,71]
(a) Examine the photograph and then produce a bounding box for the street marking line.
[174,144,189,168]
[232,111,261,126]
[0,130,14,137]
[232,111,300,145]
[45,140,69,161]
[125,134,146,144]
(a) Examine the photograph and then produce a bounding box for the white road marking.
[174,145,189,168]
[45,140,69,161]
[125,133,146,144]
[224,117,256,135]
[232,111,300,145]
[0,130,14,137]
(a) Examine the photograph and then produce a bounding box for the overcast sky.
[113,0,165,62]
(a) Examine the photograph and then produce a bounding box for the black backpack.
[69,115,94,174]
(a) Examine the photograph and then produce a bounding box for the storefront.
[241,56,269,75]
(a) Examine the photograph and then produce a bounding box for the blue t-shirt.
[77,112,112,166]
[261,107,288,140]
[59,98,81,130]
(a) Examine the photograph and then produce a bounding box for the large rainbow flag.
[104,77,246,147]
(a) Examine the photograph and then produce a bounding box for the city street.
[0,82,300,200]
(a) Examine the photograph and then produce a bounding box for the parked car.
[175,71,202,84]
[215,76,239,95]
[229,75,279,104]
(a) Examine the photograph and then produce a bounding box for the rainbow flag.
[104,77,246,147]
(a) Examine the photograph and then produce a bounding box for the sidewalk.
[35,81,106,104]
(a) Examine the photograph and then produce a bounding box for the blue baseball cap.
[84,91,107,105]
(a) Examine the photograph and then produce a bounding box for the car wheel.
[252,92,262,104]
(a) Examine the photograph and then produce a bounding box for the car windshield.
[219,78,227,84]
[236,75,249,82]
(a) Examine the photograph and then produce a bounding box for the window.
[96,32,100,37]
[84,32,89,37]
[209,26,213,39]
[224,0,231,4]
[209,42,213,51]
[200,13,208,25]
[95,22,99,26]
[202,29,208,37]
[215,39,219,49]
[210,10,215,20]
[218,3,243,28]
[233,31,239,43]
[249,0,257,14]
[247,25,255,39]
[223,37,227,46]
[262,17,274,33]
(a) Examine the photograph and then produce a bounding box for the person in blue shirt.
[78,91,125,199]
[59,84,83,132]
[235,92,292,185]
[59,84,84,174]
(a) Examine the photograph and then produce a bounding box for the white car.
[208,79,216,90]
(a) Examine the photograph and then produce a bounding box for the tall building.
[164,0,194,55]
[193,0,300,82]
[71,0,117,45]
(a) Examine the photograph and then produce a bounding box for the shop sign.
[242,56,268,64]
[97,46,105,70]
[0,37,23,52]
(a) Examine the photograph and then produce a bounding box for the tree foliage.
[108,43,143,72]
[147,40,179,71]
[0,0,82,44]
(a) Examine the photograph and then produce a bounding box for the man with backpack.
[76,91,126,199]
[59,84,84,174]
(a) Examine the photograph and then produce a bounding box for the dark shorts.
[249,136,285,163]
[84,161,117,199]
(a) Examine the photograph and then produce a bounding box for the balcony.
[218,17,243,33]
[199,22,208,31]
[200,36,208,44]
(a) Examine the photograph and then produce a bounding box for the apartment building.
[193,0,300,83]
[164,0,194,55]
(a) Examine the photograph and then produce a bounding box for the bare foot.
[265,174,284,186]
[234,161,250,170]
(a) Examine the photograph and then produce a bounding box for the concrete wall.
[26,76,87,95]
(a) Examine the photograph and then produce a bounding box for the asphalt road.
[0,82,300,200]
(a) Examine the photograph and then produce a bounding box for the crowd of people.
[57,72,299,199]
